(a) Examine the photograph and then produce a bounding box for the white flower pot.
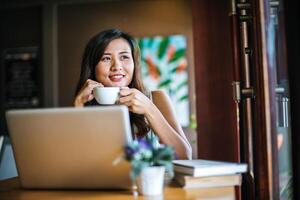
[136,166,165,196]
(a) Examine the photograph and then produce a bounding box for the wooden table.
[0,177,235,200]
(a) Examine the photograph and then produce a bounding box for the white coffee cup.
[93,87,120,105]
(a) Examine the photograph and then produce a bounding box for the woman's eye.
[103,57,110,61]
[120,55,130,60]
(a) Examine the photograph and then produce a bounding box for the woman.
[74,28,192,159]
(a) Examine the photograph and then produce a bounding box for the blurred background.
[0,0,299,199]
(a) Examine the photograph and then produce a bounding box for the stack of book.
[172,159,248,189]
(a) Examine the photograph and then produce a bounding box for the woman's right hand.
[74,79,103,107]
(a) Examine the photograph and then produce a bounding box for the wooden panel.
[191,0,239,162]
[251,0,280,198]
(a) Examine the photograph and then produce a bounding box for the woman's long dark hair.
[75,28,150,138]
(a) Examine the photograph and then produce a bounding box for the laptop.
[5,105,133,189]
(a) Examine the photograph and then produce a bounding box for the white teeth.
[111,75,123,78]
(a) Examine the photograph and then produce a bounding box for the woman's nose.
[111,59,122,71]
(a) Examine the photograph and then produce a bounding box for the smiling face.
[95,38,134,87]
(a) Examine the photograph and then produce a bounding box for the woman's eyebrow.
[119,51,131,54]
[102,52,112,55]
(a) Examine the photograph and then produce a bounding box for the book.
[174,173,242,189]
[172,159,247,177]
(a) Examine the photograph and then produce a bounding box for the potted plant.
[124,138,175,196]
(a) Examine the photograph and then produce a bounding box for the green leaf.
[178,94,188,102]
[165,163,174,178]
[158,38,169,59]
[130,161,150,180]
[174,80,188,93]
[138,39,143,50]
[170,67,177,74]
[189,114,197,129]
[189,122,197,130]
[147,38,154,48]
[125,138,175,180]
[169,49,185,63]
[158,79,172,88]
[156,67,162,76]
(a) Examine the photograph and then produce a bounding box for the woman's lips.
[109,74,124,82]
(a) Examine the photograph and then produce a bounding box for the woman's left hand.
[118,87,153,115]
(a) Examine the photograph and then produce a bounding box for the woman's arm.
[151,90,192,158]
[119,88,192,159]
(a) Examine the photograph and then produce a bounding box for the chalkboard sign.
[3,47,42,109]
